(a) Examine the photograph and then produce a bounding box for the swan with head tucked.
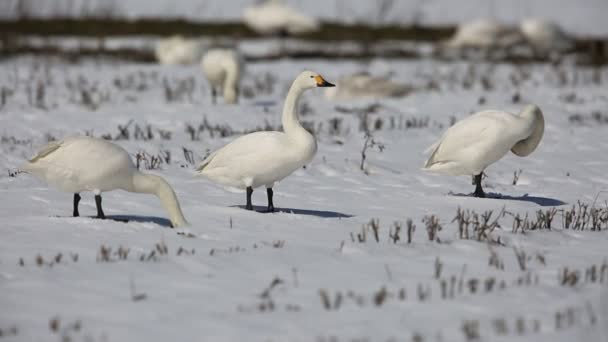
[243,0,320,36]
[155,35,202,65]
[201,48,244,105]
[325,72,414,100]
[423,104,544,198]
[444,18,525,50]
[196,71,334,211]
[22,136,188,227]
[520,18,573,54]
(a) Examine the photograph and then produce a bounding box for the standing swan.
[196,71,334,211]
[22,136,188,227]
[423,105,544,198]
[201,48,244,105]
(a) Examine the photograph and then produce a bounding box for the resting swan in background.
[423,105,545,198]
[243,0,320,36]
[196,71,334,211]
[155,35,202,65]
[444,18,525,50]
[324,72,414,100]
[201,48,244,105]
[22,136,188,227]
[520,18,574,54]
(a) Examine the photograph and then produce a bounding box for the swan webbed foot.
[95,194,106,219]
[473,174,486,198]
[73,193,81,217]
[245,186,254,211]
[266,188,275,213]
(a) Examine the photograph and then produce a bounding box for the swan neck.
[511,108,545,157]
[223,61,239,104]
[282,82,306,135]
[131,172,188,227]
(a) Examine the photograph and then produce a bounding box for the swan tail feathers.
[423,141,442,168]
[195,152,217,174]
[28,140,63,163]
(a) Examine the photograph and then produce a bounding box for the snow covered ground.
[1,0,608,37]
[1,56,608,341]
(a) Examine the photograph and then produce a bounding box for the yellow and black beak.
[314,75,335,87]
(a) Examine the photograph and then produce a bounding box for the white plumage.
[445,18,525,49]
[324,72,413,100]
[424,105,545,197]
[520,18,573,53]
[196,71,334,211]
[22,136,188,227]
[200,48,244,105]
[243,0,320,36]
[155,35,202,65]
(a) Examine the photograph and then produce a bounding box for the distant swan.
[520,18,573,53]
[22,136,188,227]
[243,0,320,36]
[196,71,334,211]
[155,35,202,65]
[201,48,244,105]
[423,105,545,198]
[444,18,525,49]
[325,72,413,100]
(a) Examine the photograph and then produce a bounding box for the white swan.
[423,104,544,198]
[325,72,413,100]
[22,136,188,227]
[196,71,334,211]
[243,0,320,36]
[520,18,573,53]
[444,18,525,49]
[200,48,244,105]
[155,35,202,65]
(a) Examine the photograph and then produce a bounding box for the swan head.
[511,104,545,157]
[224,86,238,104]
[297,71,335,90]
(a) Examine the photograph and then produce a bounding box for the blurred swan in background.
[201,48,244,104]
[423,104,545,198]
[444,18,525,50]
[324,72,414,100]
[243,0,320,36]
[155,35,203,65]
[520,18,574,54]
[22,136,189,227]
[196,71,334,211]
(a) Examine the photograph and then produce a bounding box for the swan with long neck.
[201,48,244,104]
[196,70,334,211]
[423,104,545,198]
[22,136,188,227]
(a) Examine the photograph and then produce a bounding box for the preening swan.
[520,18,573,53]
[22,136,188,227]
[444,18,525,49]
[155,36,202,65]
[243,0,320,36]
[201,48,244,105]
[423,105,544,198]
[324,72,413,100]
[196,71,334,211]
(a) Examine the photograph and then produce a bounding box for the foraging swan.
[325,72,413,100]
[423,105,544,198]
[201,48,244,105]
[155,35,202,65]
[520,18,573,53]
[243,0,320,36]
[444,18,525,49]
[22,136,188,227]
[196,71,334,211]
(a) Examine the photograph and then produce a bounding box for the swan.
[155,35,202,65]
[520,18,573,53]
[243,0,320,36]
[196,70,334,211]
[200,48,244,105]
[21,136,188,227]
[444,18,525,50]
[423,104,544,198]
[324,72,414,100]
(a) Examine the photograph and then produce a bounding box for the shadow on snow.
[231,205,353,218]
[450,192,567,207]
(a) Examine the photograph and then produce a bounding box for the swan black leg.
[73,193,81,217]
[211,87,217,105]
[473,174,486,198]
[266,188,275,213]
[95,194,106,219]
[245,186,253,211]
